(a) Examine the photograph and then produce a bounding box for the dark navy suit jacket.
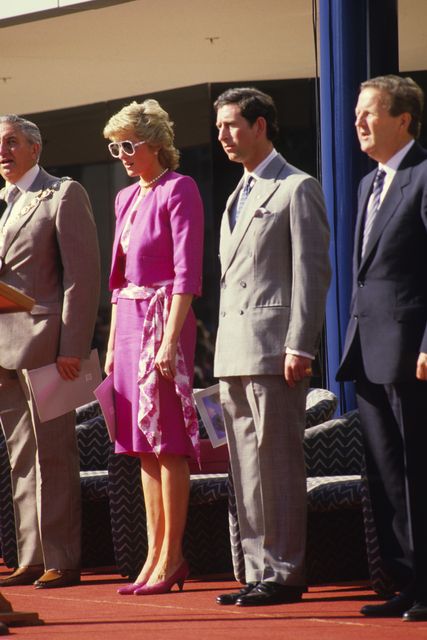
[337,141,427,384]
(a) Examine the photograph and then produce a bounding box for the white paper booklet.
[27,349,102,423]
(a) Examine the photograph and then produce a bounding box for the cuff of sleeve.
[286,347,315,360]
[172,277,202,297]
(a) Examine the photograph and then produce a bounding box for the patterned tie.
[230,176,254,230]
[361,168,386,257]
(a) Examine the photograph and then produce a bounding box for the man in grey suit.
[214,88,331,606]
[0,115,100,588]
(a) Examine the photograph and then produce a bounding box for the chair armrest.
[307,475,362,511]
[189,473,229,505]
[304,410,363,477]
[305,388,338,428]
[76,400,102,424]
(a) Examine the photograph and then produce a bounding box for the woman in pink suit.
[103,100,204,595]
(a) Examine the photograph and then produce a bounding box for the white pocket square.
[254,207,272,218]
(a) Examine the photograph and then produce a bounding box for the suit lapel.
[218,180,241,262]
[110,183,140,262]
[221,156,284,275]
[357,142,427,273]
[359,171,409,271]
[354,172,375,271]
[0,169,55,259]
[225,179,243,224]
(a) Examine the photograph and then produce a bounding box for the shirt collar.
[244,148,278,182]
[379,139,415,174]
[5,164,40,195]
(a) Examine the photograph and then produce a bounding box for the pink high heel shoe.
[117,580,147,595]
[134,561,189,595]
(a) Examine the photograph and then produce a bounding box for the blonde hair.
[103,99,179,169]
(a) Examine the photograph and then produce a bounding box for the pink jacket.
[109,171,204,297]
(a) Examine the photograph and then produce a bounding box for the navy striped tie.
[362,168,386,257]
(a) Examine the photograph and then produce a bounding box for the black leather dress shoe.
[360,592,414,617]
[403,602,427,622]
[217,583,258,605]
[236,582,304,607]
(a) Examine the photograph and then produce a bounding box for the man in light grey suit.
[0,115,100,588]
[214,88,331,606]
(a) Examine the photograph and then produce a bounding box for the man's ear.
[32,143,41,162]
[255,116,267,137]
[400,111,412,133]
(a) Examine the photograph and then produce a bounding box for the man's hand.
[416,352,427,381]
[284,354,312,388]
[56,356,81,381]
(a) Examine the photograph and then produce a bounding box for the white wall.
[0,0,426,115]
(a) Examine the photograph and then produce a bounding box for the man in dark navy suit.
[337,75,427,621]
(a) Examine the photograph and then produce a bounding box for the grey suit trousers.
[0,367,81,569]
[220,375,307,585]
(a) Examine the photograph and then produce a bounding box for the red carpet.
[1,564,426,639]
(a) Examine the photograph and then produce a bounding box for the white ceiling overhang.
[0,0,426,117]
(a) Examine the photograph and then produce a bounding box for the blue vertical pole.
[319,0,398,413]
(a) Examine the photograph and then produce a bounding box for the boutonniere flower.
[20,178,71,216]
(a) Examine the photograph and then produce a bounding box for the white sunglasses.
[108,140,146,158]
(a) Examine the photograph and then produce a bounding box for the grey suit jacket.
[0,167,100,370]
[214,154,331,377]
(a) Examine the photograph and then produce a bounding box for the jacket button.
[358,281,365,287]
[221,311,226,317]
[239,310,244,315]
[239,280,247,288]
[353,314,358,320]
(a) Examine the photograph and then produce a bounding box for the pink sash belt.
[118,283,200,463]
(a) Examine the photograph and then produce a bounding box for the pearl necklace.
[140,168,168,189]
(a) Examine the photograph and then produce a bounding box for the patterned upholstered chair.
[229,408,395,595]
[107,443,232,578]
[107,460,231,579]
[304,410,366,583]
[76,404,116,568]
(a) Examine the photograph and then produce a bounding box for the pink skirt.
[113,296,196,458]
